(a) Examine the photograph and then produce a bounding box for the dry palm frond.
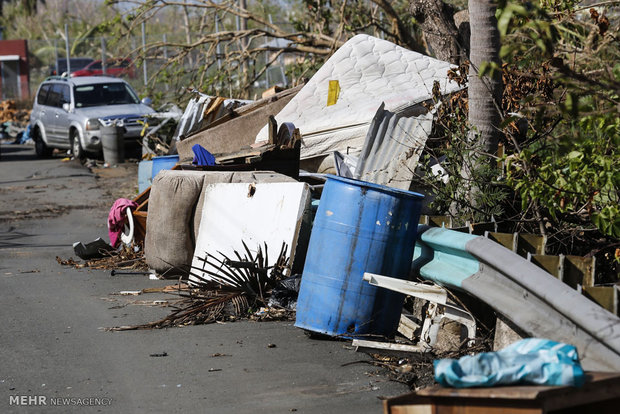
[106,291,249,331]
[105,241,290,331]
[188,241,290,305]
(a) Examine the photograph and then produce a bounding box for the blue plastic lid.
[325,174,424,199]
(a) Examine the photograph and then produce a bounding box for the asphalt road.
[0,143,409,413]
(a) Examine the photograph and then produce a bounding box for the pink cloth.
[108,198,139,248]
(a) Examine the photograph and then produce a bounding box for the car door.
[33,83,50,131]
[43,83,64,144]
[53,83,72,146]
[46,83,73,145]
[35,83,59,144]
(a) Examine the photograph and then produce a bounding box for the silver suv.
[30,76,155,159]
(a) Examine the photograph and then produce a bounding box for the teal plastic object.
[412,226,480,288]
[295,175,424,338]
[151,155,179,179]
[434,338,586,388]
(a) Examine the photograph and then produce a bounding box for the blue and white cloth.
[434,338,585,388]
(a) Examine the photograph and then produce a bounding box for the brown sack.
[144,170,206,276]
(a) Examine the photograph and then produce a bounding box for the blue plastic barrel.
[151,155,179,179]
[295,175,424,338]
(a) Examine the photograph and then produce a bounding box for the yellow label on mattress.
[327,80,340,106]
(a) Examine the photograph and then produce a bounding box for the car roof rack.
[44,75,71,81]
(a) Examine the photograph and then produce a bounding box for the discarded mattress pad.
[255,34,463,160]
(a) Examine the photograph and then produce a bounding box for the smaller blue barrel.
[295,175,423,338]
[151,155,179,179]
[138,160,153,193]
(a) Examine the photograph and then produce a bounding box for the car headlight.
[86,118,100,131]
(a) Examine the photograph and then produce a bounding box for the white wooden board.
[190,182,311,284]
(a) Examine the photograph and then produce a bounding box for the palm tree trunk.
[468,0,502,156]
[451,0,503,217]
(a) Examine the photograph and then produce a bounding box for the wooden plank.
[538,371,620,412]
[384,373,620,414]
[215,145,275,162]
[398,314,420,340]
[418,385,549,400]
[130,211,147,246]
[493,317,525,351]
[564,255,596,288]
[234,84,302,116]
[516,233,546,257]
[582,286,618,315]
[383,395,434,414]
[469,222,497,236]
[419,215,429,225]
[434,403,541,414]
[485,232,516,252]
[527,254,563,279]
[267,115,277,145]
[133,187,150,211]
[429,215,452,228]
[451,226,471,234]
[390,405,433,414]
[416,372,620,400]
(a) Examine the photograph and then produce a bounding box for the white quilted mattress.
[255,34,462,160]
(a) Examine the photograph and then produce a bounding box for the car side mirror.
[141,97,153,107]
[62,103,71,112]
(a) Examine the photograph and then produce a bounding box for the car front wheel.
[71,132,85,161]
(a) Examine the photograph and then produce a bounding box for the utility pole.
[239,0,248,91]
[163,33,169,91]
[142,22,147,86]
[101,37,106,75]
[239,0,247,41]
[54,39,59,75]
[64,24,70,75]
[215,14,222,70]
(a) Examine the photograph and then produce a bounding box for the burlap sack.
[144,170,206,275]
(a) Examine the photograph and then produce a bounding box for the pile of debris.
[0,100,31,143]
[107,242,296,331]
[57,243,148,272]
[0,100,30,124]
[64,34,620,400]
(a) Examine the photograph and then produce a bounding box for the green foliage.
[507,117,619,237]
[498,1,620,245]
[415,82,509,224]
[497,1,559,61]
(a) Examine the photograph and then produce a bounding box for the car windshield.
[73,83,140,107]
